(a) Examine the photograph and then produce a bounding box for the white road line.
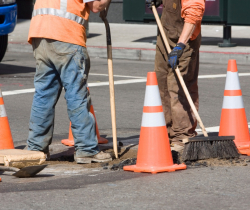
[198,73,250,79]
[2,79,147,96]
[88,78,146,87]
[91,72,250,79]
[196,126,220,133]
[92,72,250,79]
[2,88,35,96]
[2,73,250,96]
[196,123,250,133]
[89,73,145,79]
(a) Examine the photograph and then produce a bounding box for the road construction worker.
[146,0,205,151]
[26,0,112,163]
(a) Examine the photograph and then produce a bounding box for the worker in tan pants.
[146,0,205,151]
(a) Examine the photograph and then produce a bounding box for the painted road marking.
[93,72,250,79]
[88,78,146,87]
[2,73,250,96]
[2,88,36,96]
[198,73,250,79]
[2,79,147,96]
[196,123,250,133]
[89,73,145,79]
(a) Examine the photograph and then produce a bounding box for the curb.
[7,42,250,65]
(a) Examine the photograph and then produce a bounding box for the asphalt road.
[1,52,250,209]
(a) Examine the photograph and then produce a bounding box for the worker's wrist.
[176,42,186,50]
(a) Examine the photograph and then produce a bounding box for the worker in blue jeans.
[26,0,112,164]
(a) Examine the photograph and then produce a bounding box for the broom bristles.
[182,137,239,161]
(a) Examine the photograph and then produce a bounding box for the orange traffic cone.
[0,89,14,149]
[61,122,74,146]
[219,60,250,155]
[61,103,108,146]
[123,72,186,174]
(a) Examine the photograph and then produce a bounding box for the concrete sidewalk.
[7,19,250,64]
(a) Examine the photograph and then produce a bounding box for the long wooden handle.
[100,8,118,158]
[107,45,118,159]
[0,166,19,172]
[152,5,208,137]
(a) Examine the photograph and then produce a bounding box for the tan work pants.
[155,33,201,142]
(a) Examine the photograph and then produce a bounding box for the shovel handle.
[152,5,208,137]
[100,3,118,159]
[0,166,19,172]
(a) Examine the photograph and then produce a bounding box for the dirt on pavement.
[45,145,250,170]
[46,146,138,169]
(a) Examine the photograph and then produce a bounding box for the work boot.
[74,151,112,164]
[170,139,187,153]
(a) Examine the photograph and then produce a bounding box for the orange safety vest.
[28,0,90,47]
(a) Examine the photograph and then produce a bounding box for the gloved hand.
[146,0,162,9]
[168,42,186,70]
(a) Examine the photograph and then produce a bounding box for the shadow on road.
[133,36,156,44]
[201,37,250,46]
[0,63,35,76]
[87,33,102,39]
[132,36,250,47]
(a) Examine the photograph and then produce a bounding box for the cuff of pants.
[75,149,100,157]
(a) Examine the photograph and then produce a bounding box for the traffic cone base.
[61,123,75,146]
[98,136,109,144]
[123,164,187,174]
[219,60,250,156]
[124,127,186,173]
[61,139,74,147]
[123,72,186,174]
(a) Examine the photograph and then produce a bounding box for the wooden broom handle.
[152,5,208,137]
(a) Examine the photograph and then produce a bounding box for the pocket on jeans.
[51,40,79,55]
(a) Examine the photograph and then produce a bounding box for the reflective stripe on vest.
[32,0,88,28]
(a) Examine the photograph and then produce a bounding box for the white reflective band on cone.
[225,72,241,90]
[144,86,162,107]
[32,8,88,28]
[141,112,166,127]
[222,96,244,109]
[0,105,7,117]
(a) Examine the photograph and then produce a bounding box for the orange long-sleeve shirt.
[181,0,205,40]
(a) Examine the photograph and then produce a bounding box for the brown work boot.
[74,151,112,164]
[170,139,187,153]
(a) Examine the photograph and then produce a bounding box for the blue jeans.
[27,38,99,157]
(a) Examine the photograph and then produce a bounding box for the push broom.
[151,4,239,161]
